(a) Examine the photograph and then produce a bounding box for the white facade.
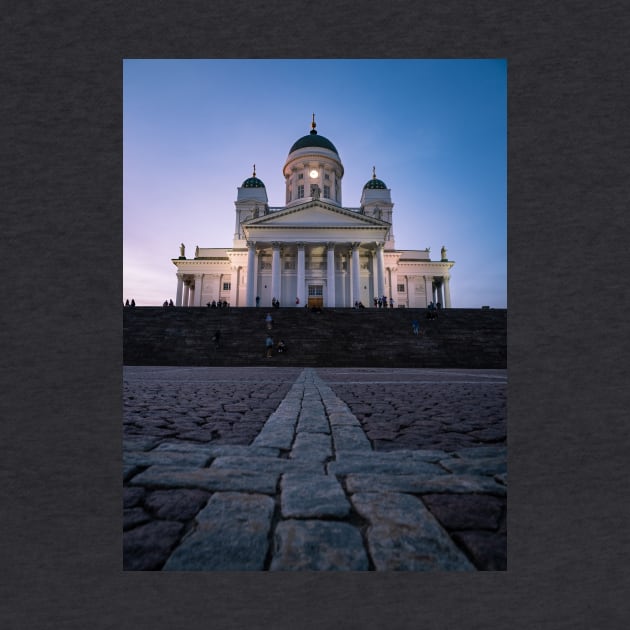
[173,120,454,308]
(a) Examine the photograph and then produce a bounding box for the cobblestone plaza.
[124,366,507,570]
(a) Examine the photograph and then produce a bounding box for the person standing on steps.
[265,334,274,358]
[212,330,221,349]
[265,312,273,330]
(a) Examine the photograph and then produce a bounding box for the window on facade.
[324,173,330,180]
[223,282,231,291]
[298,173,303,179]
[323,185,330,198]
[308,285,323,296]
[397,284,405,293]
[297,185,304,198]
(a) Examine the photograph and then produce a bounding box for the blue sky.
[124,59,506,307]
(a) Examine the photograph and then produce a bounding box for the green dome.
[289,130,339,155]
[364,177,387,189]
[242,176,265,188]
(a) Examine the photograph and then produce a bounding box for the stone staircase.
[123,307,506,368]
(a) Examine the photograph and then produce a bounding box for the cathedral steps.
[123,307,506,369]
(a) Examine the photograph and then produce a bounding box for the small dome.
[364,178,387,189]
[242,176,265,188]
[364,166,387,189]
[242,164,265,188]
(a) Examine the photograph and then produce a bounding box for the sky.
[123,59,506,308]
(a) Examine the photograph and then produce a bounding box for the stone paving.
[123,366,507,571]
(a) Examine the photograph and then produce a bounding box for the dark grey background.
[2,0,629,628]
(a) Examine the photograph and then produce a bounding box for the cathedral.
[172,117,454,309]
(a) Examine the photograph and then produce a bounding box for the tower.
[234,165,268,245]
[360,166,395,248]
[283,114,344,207]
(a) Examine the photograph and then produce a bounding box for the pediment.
[243,201,389,228]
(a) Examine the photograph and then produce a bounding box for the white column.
[297,243,306,306]
[175,274,184,306]
[326,242,336,307]
[443,274,452,308]
[255,248,261,301]
[194,274,203,306]
[424,276,432,307]
[370,252,377,304]
[340,257,347,306]
[246,241,256,306]
[229,267,239,306]
[351,243,361,305]
[438,280,445,307]
[183,281,190,307]
[376,242,385,299]
[271,242,281,304]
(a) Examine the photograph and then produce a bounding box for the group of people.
[207,300,229,309]
[161,299,174,307]
[124,299,136,308]
[373,296,394,308]
[255,296,282,309]
[426,301,441,319]
[264,311,287,357]
[412,301,445,334]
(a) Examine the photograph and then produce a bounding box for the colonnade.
[175,243,451,308]
[243,241,388,308]
[431,276,452,307]
[175,272,234,307]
